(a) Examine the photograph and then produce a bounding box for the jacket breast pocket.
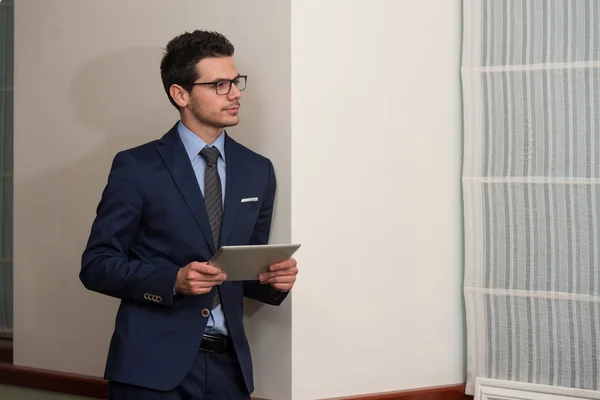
[238,199,260,212]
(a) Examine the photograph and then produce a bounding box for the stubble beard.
[191,104,239,131]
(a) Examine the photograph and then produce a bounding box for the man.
[80,30,298,399]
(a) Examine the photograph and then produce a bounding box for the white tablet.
[208,244,301,281]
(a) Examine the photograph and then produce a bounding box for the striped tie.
[199,146,223,309]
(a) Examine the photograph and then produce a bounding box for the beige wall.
[290,1,464,399]
[13,1,291,399]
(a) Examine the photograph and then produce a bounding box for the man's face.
[186,57,243,129]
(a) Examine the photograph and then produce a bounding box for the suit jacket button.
[201,309,210,317]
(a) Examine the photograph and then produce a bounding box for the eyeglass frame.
[184,74,248,95]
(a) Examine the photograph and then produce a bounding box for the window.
[0,0,14,338]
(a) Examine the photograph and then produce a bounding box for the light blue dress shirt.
[177,120,229,336]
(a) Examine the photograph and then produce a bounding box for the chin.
[221,117,240,128]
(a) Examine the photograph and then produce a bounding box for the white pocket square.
[241,197,259,203]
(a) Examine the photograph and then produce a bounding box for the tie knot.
[200,146,220,165]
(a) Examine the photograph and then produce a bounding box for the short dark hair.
[160,30,235,109]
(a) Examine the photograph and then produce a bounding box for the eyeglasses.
[187,75,247,95]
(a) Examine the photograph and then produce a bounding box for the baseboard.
[0,363,108,399]
[325,384,468,399]
[0,344,12,364]
[0,361,468,400]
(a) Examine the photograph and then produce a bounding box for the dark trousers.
[108,348,250,400]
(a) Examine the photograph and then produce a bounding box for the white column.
[290,1,465,399]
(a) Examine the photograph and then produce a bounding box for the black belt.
[199,333,230,353]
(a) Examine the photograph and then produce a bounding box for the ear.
[169,84,190,108]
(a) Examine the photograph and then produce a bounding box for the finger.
[187,270,218,282]
[190,279,225,291]
[270,283,292,292]
[190,280,216,288]
[261,275,296,285]
[259,267,298,281]
[269,258,296,271]
[195,272,227,282]
[258,270,296,283]
[191,262,222,275]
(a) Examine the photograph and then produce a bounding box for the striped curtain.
[0,0,14,337]
[462,0,600,395]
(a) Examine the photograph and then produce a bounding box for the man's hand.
[258,257,298,292]
[175,262,226,295]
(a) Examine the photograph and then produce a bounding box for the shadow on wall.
[15,46,177,372]
[72,47,175,139]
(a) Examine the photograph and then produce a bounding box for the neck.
[180,114,222,144]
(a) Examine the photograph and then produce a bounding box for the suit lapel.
[220,134,243,246]
[157,125,216,253]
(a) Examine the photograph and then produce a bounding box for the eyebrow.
[210,74,241,82]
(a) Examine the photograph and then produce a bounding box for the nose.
[228,83,242,100]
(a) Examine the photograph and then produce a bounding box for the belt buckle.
[203,333,220,341]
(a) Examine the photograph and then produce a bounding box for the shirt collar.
[177,120,226,162]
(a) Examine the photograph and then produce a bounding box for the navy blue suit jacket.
[80,123,287,393]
